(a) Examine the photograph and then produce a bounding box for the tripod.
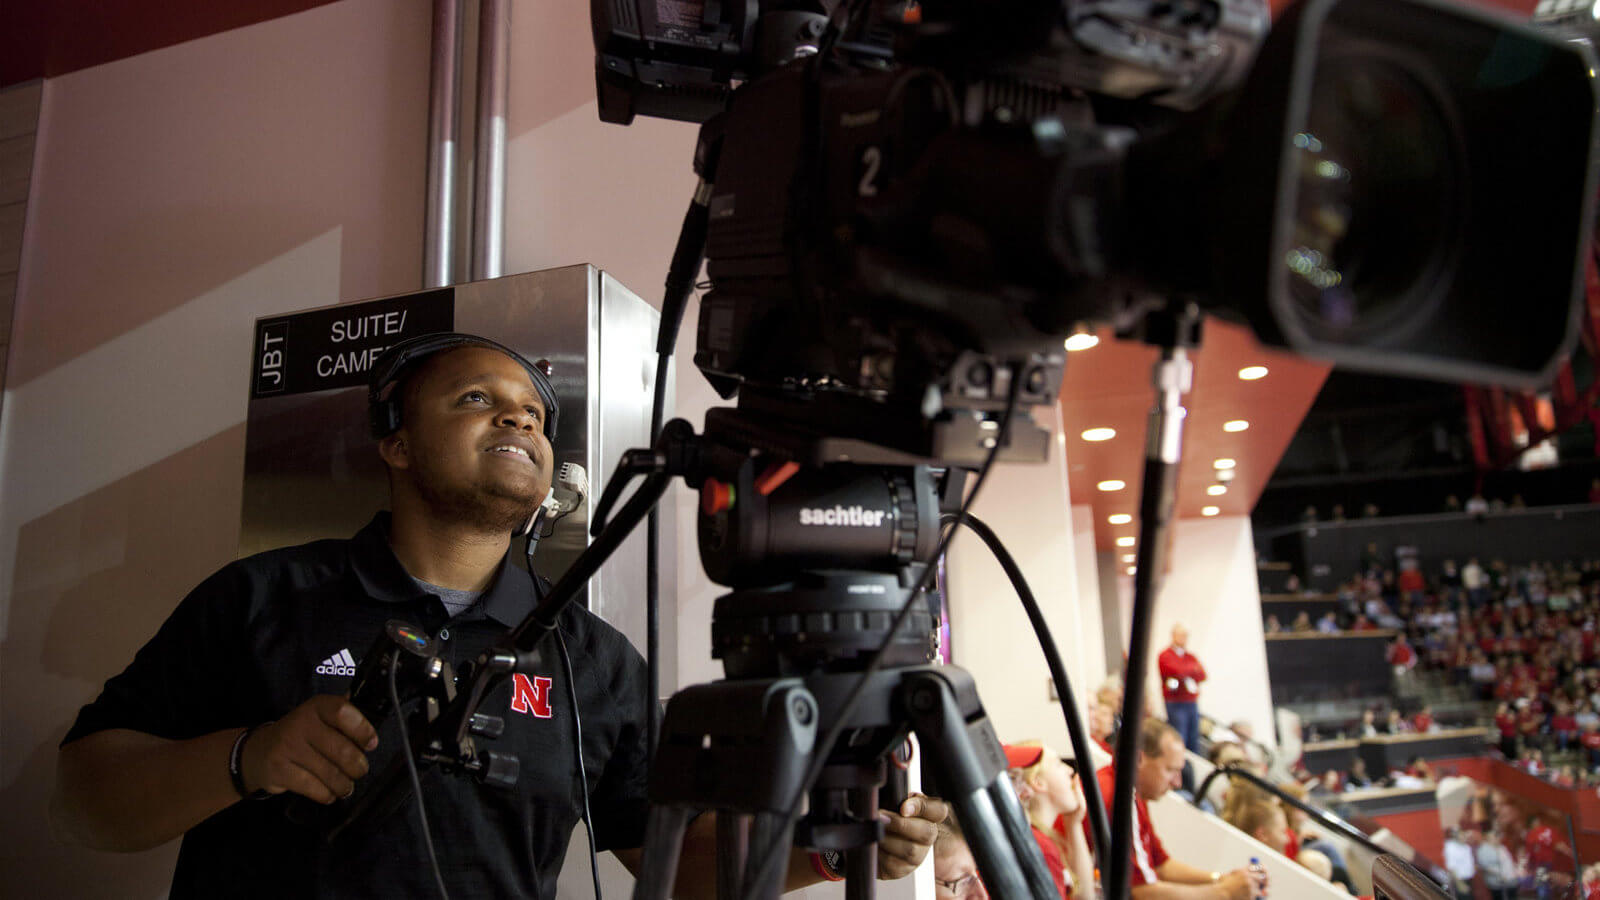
[601,409,1058,900]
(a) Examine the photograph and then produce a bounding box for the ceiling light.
[1238,366,1268,380]
[1081,427,1116,442]
[1108,513,1132,525]
[1122,553,1135,563]
[1116,536,1135,547]
[1216,467,1236,483]
[1097,479,1126,492]
[1213,458,1236,470]
[1223,420,1249,432]
[1125,566,1137,575]
[1202,506,1220,516]
[1064,332,1100,352]
[1207,485,1227,496]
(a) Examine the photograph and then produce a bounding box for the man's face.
[934,836,987,900]
[1136,734,1186,800]
[1172,625,1188,648]
[387,347,554,531]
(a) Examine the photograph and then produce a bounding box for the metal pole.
[472,0,510,280]
[424,0,463,289]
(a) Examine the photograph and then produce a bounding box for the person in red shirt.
[1005,743,1094,899]
[1495,703,1519,759]
[1412,706,1436,734]
[1524,815,1559,884]
[1091,720,1265,899]
[1158,624,1207,754]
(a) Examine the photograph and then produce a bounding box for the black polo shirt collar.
[349,512,537,628]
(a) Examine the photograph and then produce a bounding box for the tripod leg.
[630,805,694,900]
[845,784,878,900]
[744,811,797,900]
[719,812,750,900]
[902,668,1057,900]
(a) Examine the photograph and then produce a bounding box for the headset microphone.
[525,463,590,539]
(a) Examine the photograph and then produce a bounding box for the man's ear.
[378,432,411,471]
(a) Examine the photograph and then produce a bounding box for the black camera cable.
[525,540,603,900]
[940,511,1111,872]
[389,647,451,900]
[742,374,1023,900]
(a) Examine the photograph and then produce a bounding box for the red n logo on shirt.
[510,674,553,718]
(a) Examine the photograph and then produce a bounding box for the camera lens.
[1284,47,1463,345]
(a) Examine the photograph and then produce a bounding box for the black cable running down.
[942,511,1111,868]
[646,180,713,753]
[645,351,670,755]
[528,543,602,900]
[556,627,602,900]
[742,375,1025,900]
[390,648,451,900]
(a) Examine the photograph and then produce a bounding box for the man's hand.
[241,695,378,803]
[1214,866,1267,900]
[877,793,951,879]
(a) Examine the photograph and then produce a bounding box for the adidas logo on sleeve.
[316,648,357,676]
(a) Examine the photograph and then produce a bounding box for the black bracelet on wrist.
[228,724,272,801]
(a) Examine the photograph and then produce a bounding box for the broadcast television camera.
[597,0,1598,460]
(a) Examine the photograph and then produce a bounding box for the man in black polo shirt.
[51,335,947,898]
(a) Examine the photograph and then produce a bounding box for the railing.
[1373,854,1452,900]
[1197,764,1400,863]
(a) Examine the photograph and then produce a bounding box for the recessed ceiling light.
[1207,485,1227,496]
[1223,420,1249,432]
[1238,366,1268,380]
[1213,458,1236,470]
[1108,513,1132,525]
[1097,479,1126,492]
[1064,333,1100,351]
[1116,536,1135,547]
[1202,506,1220,516]
[1125,566,1137,575]
[1081,427,1116,442]
[1122,553,1135,563]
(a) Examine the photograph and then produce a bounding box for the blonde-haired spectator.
[1004,743,1094,899]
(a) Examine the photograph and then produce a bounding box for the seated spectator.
[1403,755,1435,784]
[1278,783,1351,886]
[1004,743,1094,899]
[1290,612,1313,633]
[1222,794,1290,858]
[1383,708,1411,735]
[1315,611,1339,634]
[1201,742,1247,813]
[1582,862,1600,900]
[1346,758,1373,789]
[1297,848,1336,889]
[933,819,986,900]
[1466,492,1490,516]
[1091,720,1266,899]
[1411,705,1436,733]
[1263,614,1282,635]
[1086,698,1114,755]
[1359,710,1379,738]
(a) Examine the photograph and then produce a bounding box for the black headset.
[367,332,560,442]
